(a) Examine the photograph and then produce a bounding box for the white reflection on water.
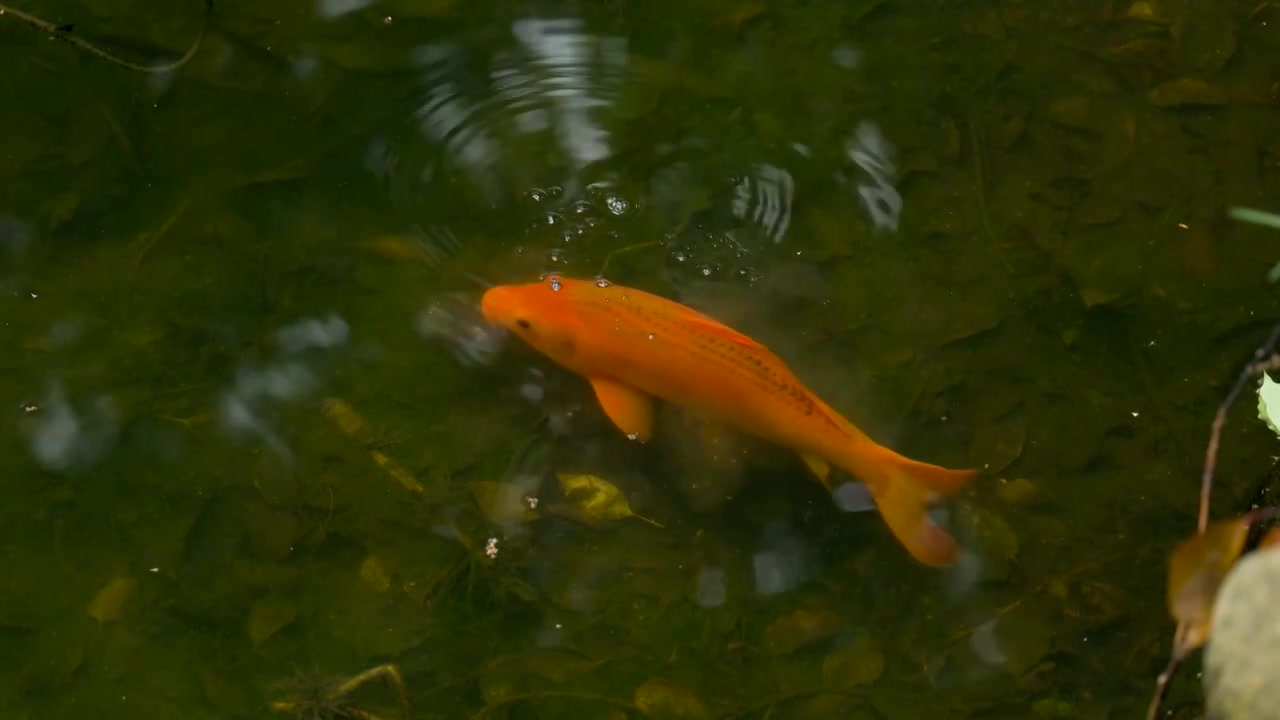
[511,19,624,171]
[25,382,120,473]
[696,565,728,608]
[415,292,505,367]
[752,520,814,595]
[275,312,349,353]
[316,0,375,19]
[218,314,351,462]
[732,163,794,244]
[846,120,903,231]
[410,19,626,202]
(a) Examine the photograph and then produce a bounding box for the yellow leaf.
[360,235,433,264]
[322,397,371,443]
[87,575,136,623]
[369,449,424,494]
[555,473,663,528]
[359,554,391,592]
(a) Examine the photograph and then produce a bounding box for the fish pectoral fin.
[588,377,654,443]
[801,453,832,488]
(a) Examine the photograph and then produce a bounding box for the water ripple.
[845,120,903,231]
[407,19,628,203]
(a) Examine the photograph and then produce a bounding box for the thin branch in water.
[1145,652,1182,720]
[0,0,213,74]
[1148,328,1280,720]
[1198,322,1280,532]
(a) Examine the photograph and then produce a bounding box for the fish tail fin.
[858,447,979,566]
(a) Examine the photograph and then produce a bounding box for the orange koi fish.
[480,275,978,565]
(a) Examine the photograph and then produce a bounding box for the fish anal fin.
[801,453,832,488]
[588,377,654,443]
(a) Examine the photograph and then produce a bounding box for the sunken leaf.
[633,678,708,720]
[468,481,539,525]
[555,473,662,528]
[1167,516,1251,655]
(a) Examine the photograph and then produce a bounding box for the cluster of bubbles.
[519,181,637,273]
[218,314,350,463]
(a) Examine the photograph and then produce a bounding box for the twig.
[0,0,213,74]
[1197,323,1280,532]
[1147,322,1280,720]
[1145,652,1182,720]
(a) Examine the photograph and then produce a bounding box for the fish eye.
[516,318,531,330]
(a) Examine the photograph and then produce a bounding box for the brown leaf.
[1166,516,1251,654]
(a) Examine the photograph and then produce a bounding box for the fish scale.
[587,297,781,391]
[579,293,842,429]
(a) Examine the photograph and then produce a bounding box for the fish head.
[480,275,584,362]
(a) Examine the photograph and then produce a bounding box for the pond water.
[1,1,1278,718]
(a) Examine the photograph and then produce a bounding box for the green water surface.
[1,0,1279,718]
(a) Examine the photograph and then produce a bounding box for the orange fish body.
[480,275,978,565]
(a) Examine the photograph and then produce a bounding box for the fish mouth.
[479,287,513,326]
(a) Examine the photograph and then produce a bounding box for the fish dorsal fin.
[676,308,765,350]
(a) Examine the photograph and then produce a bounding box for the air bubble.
[672,250,688,263]
[527,188,548,203]
[647,333,655,340]
[571,200,594,215]
[605,194,630,216]
[595,278,610,288]
[549,277,563,291]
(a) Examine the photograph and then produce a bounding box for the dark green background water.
[1,1,1279,718]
